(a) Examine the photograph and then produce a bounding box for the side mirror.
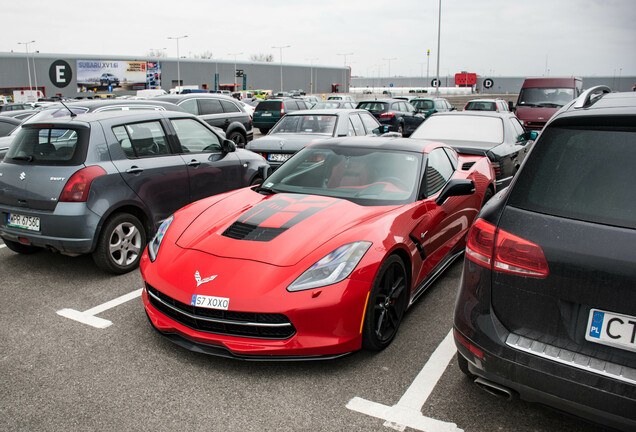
[372,125,390,135]
[508,101,515,111]
[435,179,475,206]
[450,107,457,111]
[258,164,271,182]
[518,131,538,144]
[222,139,237,153]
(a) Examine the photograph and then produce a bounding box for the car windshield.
[508,126,636,230]
[270,115,337,135]
[517,88,574,108]
[260,146,422,206]
[412,100,434,110]
[411,115,504,143]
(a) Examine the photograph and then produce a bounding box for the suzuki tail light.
[59,166,107,202]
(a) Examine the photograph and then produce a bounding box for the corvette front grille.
[146,284,296,339]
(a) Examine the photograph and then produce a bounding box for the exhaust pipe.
[474,377,515,400]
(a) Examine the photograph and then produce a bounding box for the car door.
[411,148,473,283]
[110,120,190,228]
[169,117,243,202]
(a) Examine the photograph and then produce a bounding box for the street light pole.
[305,57,318,94]
[228,52,243,90]
[337,52,353,93]
[435,0,442,96]
[272,45,291,93]
[382,57,397,86]
[426,49,430,87]
[17,40,35,91]
[168,35,188,91]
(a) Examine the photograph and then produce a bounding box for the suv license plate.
[8,213,41,232]
[268,153,291,163]
[585,308,636,353]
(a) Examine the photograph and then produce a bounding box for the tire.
[2,239,40,255]
[457,352,474,378]
[481,187,494,207]
[362,255,409,351]
[397,123,404,136]
[250,176,263,186]
[259,128,270,135]
[227,131,247,148]
[92,213,146,274]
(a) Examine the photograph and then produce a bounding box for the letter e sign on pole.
[49,60,73,88]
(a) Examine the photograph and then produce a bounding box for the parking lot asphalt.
[0,240,609,432]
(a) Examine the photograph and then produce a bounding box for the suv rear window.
[6,126,88,165]
[508,126,636,229]
[255,101,282,112]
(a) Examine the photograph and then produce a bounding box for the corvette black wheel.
[362,255,409,351]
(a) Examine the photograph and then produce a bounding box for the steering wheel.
[377,176,409,191]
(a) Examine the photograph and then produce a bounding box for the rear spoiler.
[451,146,488,157]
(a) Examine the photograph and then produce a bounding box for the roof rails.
[573,85,611,109]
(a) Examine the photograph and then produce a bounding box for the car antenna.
[58,100,77,118]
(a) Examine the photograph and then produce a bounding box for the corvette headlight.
[287,241,372,292]
[148,215,174,262]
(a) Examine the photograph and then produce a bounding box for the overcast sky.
[3,0,635,78]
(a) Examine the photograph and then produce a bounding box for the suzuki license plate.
[586,308,636,353]
[7,213,40,232]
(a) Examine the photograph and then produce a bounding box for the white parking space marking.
[0,244,6,249]
[347,330,462,432]
[57,288,142,329]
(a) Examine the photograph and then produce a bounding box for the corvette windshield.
[261,146,422,206]
[270,114,337,135]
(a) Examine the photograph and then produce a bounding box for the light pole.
[32,50,39,97]
[337,52,353,93]
[426,49,430,87]
[383,57,397,86]
[272,45,291,93]
[168,35,188,91]
[17,40,35,91]
[305,57,318,94]
[435,0,442,96]
[228,52,243,90]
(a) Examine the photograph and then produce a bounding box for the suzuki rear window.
[509,126,636,229]
[5,126,88,166]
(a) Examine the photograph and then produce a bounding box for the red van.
[514,77,583,130]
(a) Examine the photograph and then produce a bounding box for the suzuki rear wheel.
[362,255,408,351]
[92,213,146,274]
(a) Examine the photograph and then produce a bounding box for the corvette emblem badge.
[195,271,217,287]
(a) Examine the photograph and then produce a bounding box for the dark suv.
[252,98,311,134]
[155,94,253,147]
[0,110,269,274]
[356,99,425,136]
[454,87,636,431]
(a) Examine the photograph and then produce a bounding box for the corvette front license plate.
[585,308,636,353]
[190,294,229,310]
[7,213,40,232]
[268,153,291,162]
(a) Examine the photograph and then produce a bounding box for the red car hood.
[176,190,393,267]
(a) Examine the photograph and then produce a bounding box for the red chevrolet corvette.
[141,136,495,359]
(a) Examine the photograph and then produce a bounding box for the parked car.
[140,136,495,359]
[410,97,455,118]
[356,99,426,136]
[247,109,387,170]
[99,73,120,86]
[154,93,253,147]
[454,87,636,431]
[252,98,311,134]
[0,103,32,112]
[463,98,511,112]
[411,111,536,189]
[301,95,320,107]
[514,77,583,130]
[0,109,40,120]
[0,110,270,274]
[0,116,21,137]
[311,100,356,110]
[327,95,355,102]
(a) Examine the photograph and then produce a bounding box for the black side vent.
[462,162,476,171]
[222,221,287,242]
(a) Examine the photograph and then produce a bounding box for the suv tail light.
[379,112,395,118]
[280,103,285,116]
[466,219,549,278]
[59,166,107,202]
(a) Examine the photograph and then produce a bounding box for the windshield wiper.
[12,155,35,162]
[536,102,563,108]
[255,185,278,195]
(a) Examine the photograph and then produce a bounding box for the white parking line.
[0,244,6,249]
[346,329,463,432]
[57,288,142,329]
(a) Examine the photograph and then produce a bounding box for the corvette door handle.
[187,160,201,167]
[126,166,144,174]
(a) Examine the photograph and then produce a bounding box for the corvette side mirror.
[435,179,475,206]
